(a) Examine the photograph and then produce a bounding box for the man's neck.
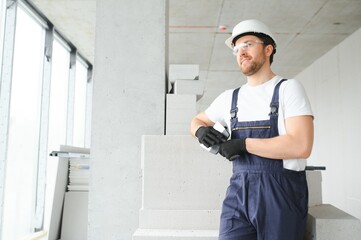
[246,69,276,86]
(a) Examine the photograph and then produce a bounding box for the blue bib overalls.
[219,79,308,240]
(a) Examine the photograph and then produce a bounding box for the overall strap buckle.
[230,88,240,120]
[269,102,279,116]
[230,107,238,119]
[269,79,287,116]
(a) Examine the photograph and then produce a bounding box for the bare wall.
[297,26,361,220]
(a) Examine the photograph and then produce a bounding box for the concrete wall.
[296,27,361,220]
[90,1,167,239]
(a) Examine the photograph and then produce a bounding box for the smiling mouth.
[241,58,250,65]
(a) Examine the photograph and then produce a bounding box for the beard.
[239,55,266,76]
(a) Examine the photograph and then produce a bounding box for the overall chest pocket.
[231,120,272,139]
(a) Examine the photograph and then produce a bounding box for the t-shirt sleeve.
[204,90,232,124]
[282,79,313,119]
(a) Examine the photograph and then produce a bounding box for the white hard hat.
[225,19,276,49]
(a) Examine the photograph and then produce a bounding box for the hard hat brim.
[225,35,234,49]
[224,19,276,50]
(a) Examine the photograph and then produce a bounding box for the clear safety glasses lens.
[232,41,264,56]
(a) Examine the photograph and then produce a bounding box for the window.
[73,59,89,147]
[0,0,93,238]
[0,0,6,70]
[2,6,44,240]
[48,38,70,157]
[43,37,71,230]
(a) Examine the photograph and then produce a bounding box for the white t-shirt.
[205,76,313,171]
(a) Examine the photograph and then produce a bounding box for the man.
[190,19,314,240]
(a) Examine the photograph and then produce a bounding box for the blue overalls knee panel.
[219,79,309,240]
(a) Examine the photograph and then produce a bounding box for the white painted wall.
[297,27,361,220]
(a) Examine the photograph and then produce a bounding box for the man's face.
[234,35,267,76]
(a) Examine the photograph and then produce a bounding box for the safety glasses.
[233,40,264,55]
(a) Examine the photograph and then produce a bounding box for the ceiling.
[30,0,361,99]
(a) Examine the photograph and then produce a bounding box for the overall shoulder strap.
[269,79,287,116]
[230,88,240,119]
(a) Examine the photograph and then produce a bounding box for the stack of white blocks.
[133,135,361,239]
[133,135,231,239]
[166,64,203,135]
[305,204,361,240]
[305,171,361,239]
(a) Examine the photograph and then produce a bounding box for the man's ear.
[265,44,274,57]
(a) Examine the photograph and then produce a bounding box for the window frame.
[0,0,93,237]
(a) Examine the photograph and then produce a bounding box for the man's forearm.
[190,118,207,137]
[190,112,215,137]
[246,115,314,160]
[246,134,313,160]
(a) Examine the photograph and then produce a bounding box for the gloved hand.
[195,126,228,148]
[219,138,247,161]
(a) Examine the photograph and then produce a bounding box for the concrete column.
[90,1,167,239]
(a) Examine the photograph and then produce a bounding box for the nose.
[238,48,247,56]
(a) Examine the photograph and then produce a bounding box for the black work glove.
[195,126,228,148]
[219,138,247,161]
